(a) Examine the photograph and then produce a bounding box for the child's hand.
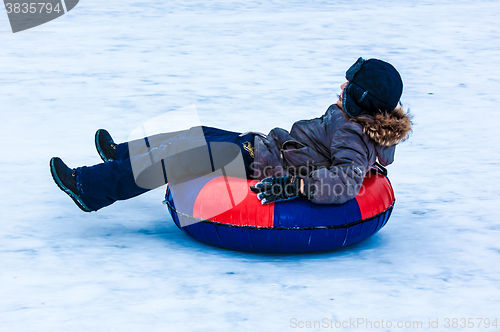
[250,175,301,204]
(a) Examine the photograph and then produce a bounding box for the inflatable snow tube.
[164,172,395,253]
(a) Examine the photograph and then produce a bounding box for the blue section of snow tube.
[270,197,363,252]
[273,196,362,228]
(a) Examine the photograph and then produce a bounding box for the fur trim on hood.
[352,105,413,146]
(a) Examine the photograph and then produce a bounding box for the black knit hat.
[342,57,403,117]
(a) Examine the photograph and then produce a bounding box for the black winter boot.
[95,129,117,162]
[50,157,91,212]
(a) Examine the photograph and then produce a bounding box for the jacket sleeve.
[376,144,396,166]
[301,125,369,204]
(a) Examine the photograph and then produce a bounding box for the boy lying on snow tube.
[50,57,412,213]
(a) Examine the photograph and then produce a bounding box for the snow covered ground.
[1,0,500,331]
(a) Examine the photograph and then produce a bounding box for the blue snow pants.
[75,126,256,211]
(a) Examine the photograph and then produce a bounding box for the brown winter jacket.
[253,104,412,204]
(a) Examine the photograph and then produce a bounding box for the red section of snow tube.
[356,172,395,220]
[193,177,274,227]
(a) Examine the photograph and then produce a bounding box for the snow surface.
[1,0,500,331]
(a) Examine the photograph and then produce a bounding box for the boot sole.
[50,158,91,212]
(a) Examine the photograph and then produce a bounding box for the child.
[50,57,412,212]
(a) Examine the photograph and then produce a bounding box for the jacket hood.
[352,106,413,146]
